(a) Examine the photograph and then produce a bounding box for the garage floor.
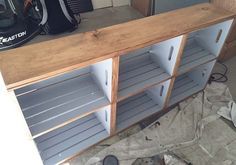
[61,5,236,165]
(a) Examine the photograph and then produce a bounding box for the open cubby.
[15,59,113,138]
[1,6,233,165]
[116,80,171,131]
[34,106,111,165]
[118,36,183,101]
[178,20,233,75]
[169,60,216,106]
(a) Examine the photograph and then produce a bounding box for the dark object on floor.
[66,0,93,14]
[103,155,119,165]
[132,155,165,165]
[164,153,192,165]
[0,0,43,51]
[209,61,228,83]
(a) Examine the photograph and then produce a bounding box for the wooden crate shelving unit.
[0,3,234,165]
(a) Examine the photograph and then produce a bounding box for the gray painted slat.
[178,41,216,75]
[37,118,100,151]
[182,46,203,57]
[173,77,193,90]
[29,97,109,136]
[36,114,109,165]
[44,130,108,165]
[171,80,198,98]
[26,90,104,126]
[169,75,202,106]
[118,95,150,115]
[16,72,110,137]
[15,67,90,96]
[175,74,187,82]
[120,47,151,63]
[181,51,210,65]
[117,93,161,131]
[120,52,150,64]
[117,106,161,131]
[119,68,165,90]
[119,56,151,74]
[41,124,106,160]
[35,115,95,144]
[23,84,99,118]
[179,54,216,75]
[118,100,156,122]
[119,63,159,82]
[118,92,146,107]
[118,73,170,100]
[17,74,92,109]
[169,85,202,106]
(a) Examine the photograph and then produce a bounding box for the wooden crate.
[0,4,234,165]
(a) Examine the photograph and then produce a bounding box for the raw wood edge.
[164,35,188,108]
[110,56,120,135]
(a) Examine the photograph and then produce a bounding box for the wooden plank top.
[0,3,234,90]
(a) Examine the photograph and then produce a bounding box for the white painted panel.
[0,73,43,165]
[95,105,111,134]
[92,0,112,9]
[91,59,113,102]
[146,79,171,107]
[195,19,233,57]
[188,60,216,88]
[150,36,183,75]
[112,0,130,7]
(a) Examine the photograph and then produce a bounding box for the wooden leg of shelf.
[110,103,118,135]
[164,35,188,109]
[173,34,188,76]
[110,56,120,135]
[163,77,176,109]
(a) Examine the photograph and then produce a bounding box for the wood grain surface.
[0,3,234,90]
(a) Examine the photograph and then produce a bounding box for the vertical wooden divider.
[110,56,120,135]
[164,34,188,108]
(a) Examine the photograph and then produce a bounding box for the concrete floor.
[60,5,236,165]
[223,56,236,100]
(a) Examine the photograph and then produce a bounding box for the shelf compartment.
[35,107,110,165]
[15,59,113,138]
[169,60,216,106]
[178,20,233,75]
[118,36,183,101]
[178,39,216,75]
[117,80,170,131]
